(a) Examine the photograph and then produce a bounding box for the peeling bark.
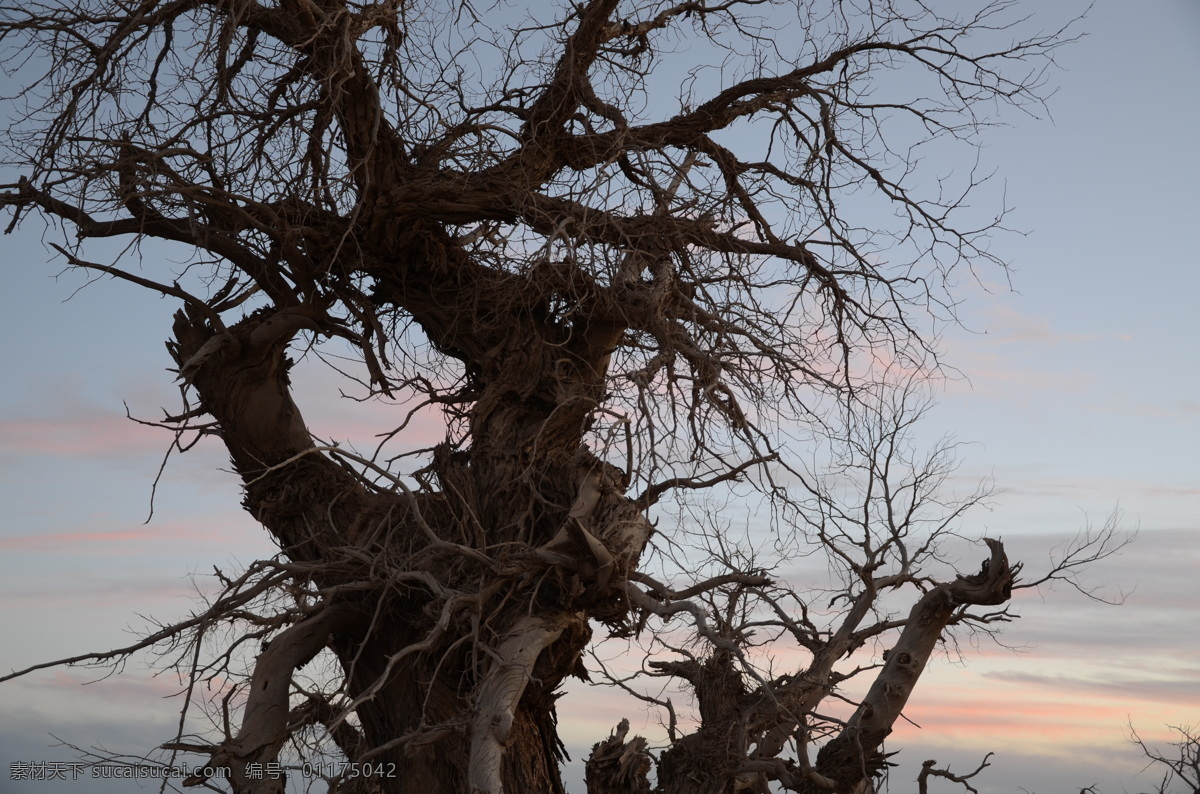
[469,614,575,794]
[813,540,1015,791]
[187,604,356,792]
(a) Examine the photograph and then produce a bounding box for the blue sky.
[2,2,1199,793]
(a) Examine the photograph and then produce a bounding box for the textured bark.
[168,291,647,794]
[654,653,755,794]
[186,605,357,792]
[813,541,1015,792]
[586,721,652,794]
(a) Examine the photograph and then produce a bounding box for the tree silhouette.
[1129,724,1200,794]
[0,1,1117,792]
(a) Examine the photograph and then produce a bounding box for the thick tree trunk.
[169,301,647,794]
[652,653,755,794]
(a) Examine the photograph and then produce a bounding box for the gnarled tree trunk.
[169,274,649,793]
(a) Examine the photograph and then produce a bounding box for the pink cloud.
[0,358,453,471]
[983,670,1200,705]
[0,527,165,551]
[24,669,186,701]
[939,348,1090,394]
[0,515,263,555]
[305,403,450,457]
[0,413,169,459]
[289,357,452,453]
[889,676,1197,755]
[0,576,206,610]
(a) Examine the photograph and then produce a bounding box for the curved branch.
[184,602,357,792]
[815,539,1014,791]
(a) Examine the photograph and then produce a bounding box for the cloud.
[977,303,1108,346]
[982,669,1200,705]
[0,526,174,552]
[0,413,168,461]
[0,676,188,794]
[930,302,1137,402]
[17,669,186,704]
[0,358,451,482]
[882,664,1197,754]
[0,512,262,549]
[288,355,452,455]
[0,574,202,611]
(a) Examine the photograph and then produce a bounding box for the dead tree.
[1129,724,1200,794]
[0,1,1112,792]
[580,382,1124,794]
[1043,724,1198,794]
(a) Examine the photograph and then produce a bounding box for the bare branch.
[918,753,994,794]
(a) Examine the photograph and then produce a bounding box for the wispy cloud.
[0,526,169,551]
[982,669,1200,705]
[0,413,168,460]
[951,300,1138,349]
[19,668,186,703]
[289,357,451,455]
[976,303,1112,346]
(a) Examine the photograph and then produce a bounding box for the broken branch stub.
[815,540,1015,791]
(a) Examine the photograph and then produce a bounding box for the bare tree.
[581,380,1124,794]
[1044,725,1199,794]
[0,1,1114,792]
[1129,724,1200,794]
[917,754,993,794]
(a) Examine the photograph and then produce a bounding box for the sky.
[1,1,1199,793]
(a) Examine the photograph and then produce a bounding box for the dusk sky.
[1,2,1198,793]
